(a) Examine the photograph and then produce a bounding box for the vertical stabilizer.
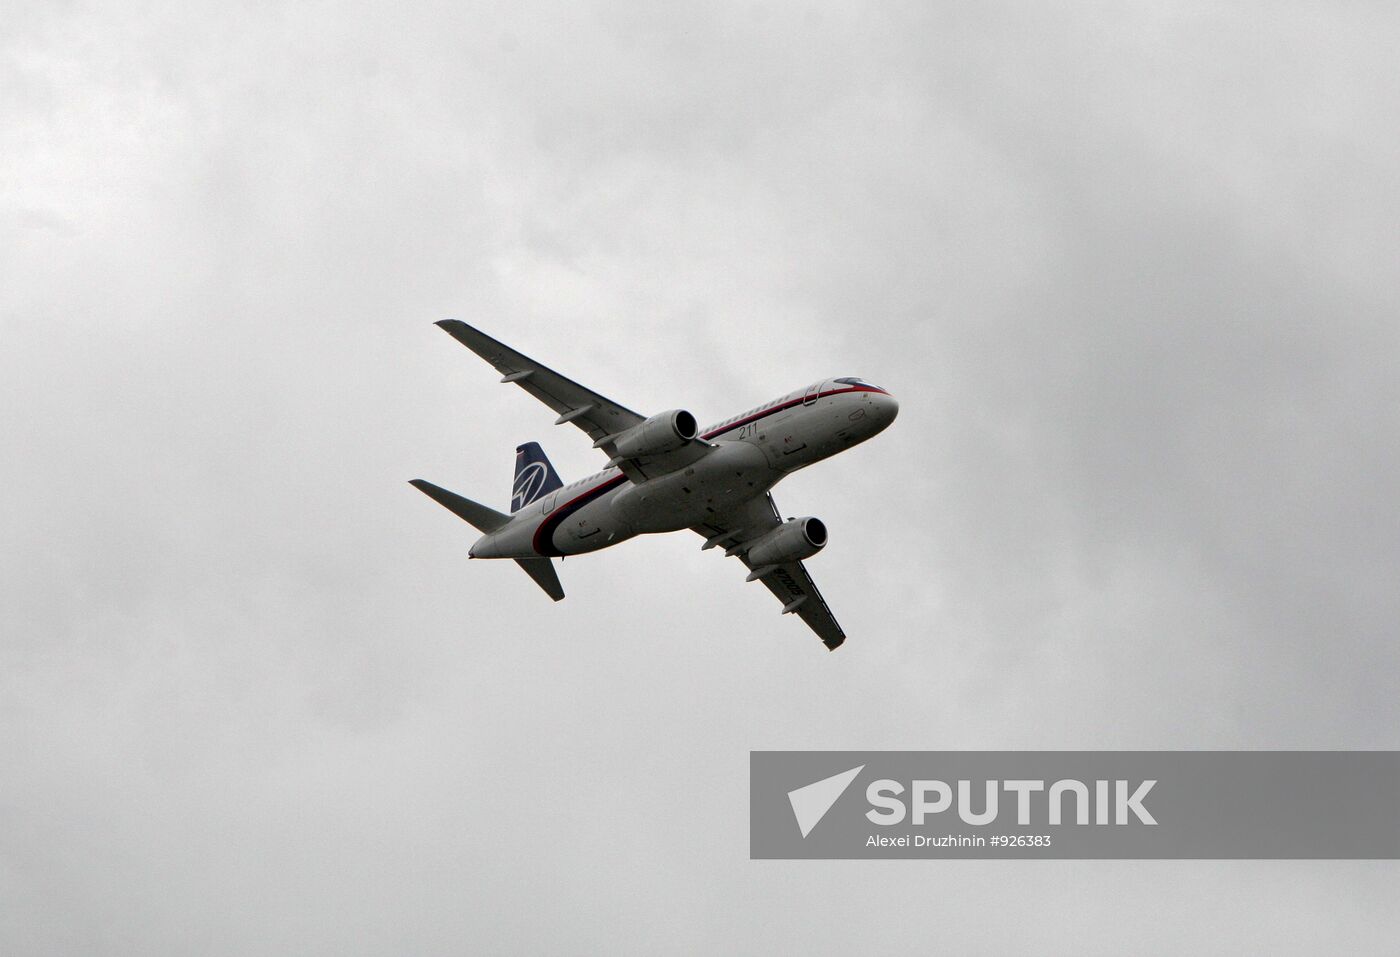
[512,442,563,512]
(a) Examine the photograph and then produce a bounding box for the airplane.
[410,320,898,650]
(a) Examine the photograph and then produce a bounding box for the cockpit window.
[834,376,881,388]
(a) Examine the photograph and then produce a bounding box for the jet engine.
[745,517,828,566]
[612,409,698,458]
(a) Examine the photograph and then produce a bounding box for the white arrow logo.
[787,765,865,838]
[512,462,549,510]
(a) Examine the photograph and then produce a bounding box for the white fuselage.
[468,379,898,559]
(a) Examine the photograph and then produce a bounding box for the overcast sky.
[4,2,1399,953]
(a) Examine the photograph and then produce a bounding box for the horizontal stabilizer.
[515,558,565,602]
[409,479,510,533]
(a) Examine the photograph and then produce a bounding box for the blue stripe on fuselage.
[531,472,627,557]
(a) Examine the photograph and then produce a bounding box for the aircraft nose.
[874,391,899,425]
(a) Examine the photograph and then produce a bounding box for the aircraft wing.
[435,320,711,481]
[693,493,847,650]
[436,320,645,442]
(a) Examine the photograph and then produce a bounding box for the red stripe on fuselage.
[699,385,887,440]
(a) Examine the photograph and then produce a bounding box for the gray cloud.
[3,2,1398,953]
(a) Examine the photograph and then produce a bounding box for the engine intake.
[612,409,697,459]
[746,517,827,566]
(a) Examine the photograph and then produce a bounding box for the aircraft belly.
[611,440,777,534]
[554,495,633,555]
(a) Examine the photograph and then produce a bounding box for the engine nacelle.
[612,409,698,459]
[746,517,828,566]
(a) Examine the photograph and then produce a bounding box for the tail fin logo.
[512,442,563,512]
[512,462,550,511]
